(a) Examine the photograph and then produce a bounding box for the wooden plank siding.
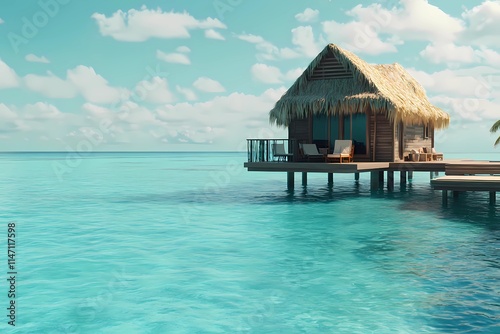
[288,118,309,142]
[394,122,400,161]
[369,113,394,162]
[403,125,433,154]
[289,117,310,161]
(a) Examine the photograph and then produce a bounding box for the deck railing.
[247,139,298,162]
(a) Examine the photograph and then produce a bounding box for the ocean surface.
[0,152,498,334]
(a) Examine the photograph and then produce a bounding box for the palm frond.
[490,120,500,133]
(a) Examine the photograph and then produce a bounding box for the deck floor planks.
[431,176,500,192]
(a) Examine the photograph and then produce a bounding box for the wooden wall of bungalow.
[289,107,434,162]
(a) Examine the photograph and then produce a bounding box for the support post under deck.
[490,191,496,205]
[400,171,407,184]
[379,171,385,186]
[442,190,448,206]
[354,173,360,181]
[287,172,294,190]
[302,172,307,186]
[387,171,394,190]
[371,171,380,190]
[328,173,333,186]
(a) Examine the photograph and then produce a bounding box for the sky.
[0,0,499,153]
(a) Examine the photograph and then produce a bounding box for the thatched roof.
[269,44,450,129]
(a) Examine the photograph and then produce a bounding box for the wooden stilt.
[442,190,448,206]
[400,171,407,184]
[378,171,384,186]
[408,171,414,181]
[302,172,307,186]
[490,191,496,205]
[387,171,394,190]
[355,173,360,181]
[371,171,380,190]
[328,173,333,186]
[287,172,294,190]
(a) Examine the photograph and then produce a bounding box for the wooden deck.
[245,160,500,174]
[431,176,500,191]
[388,160,449,172]
[245,160,500,201]
[244,161,389,173]
[444,161,500,175]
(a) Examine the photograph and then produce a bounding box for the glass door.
[343,114,367,155]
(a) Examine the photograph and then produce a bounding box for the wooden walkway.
[430,162,499,205]
[431,176,500,191]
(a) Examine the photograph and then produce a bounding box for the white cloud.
[237,33,302,60]
[0,104,24,134]
[0,59,20,89]
[176,85,197,101]
[295,8,319,23]
[0,89,290,150]
[411,67,500,98]
[118,101,160,125]
[251,64,304,84]
[154,88,287,145]
[0,102,75,136]
[430,96,500,122]
[176,46,191,53]
[0,104,17,120]
[408,66,500,123]
[67,66,126,104]
[205,29,225,40]
[23,66,126,103]
[156,50,190,65]
[291,26,323,58]
[347,1,464,43]
[24,72,77,98]
[82,102,114,119]
[25,54,50,63]
[91,7,226,42]
[193,77,225,93]
[322,20,398,55]
[419,43,478,65]
[461,1,500,46]
[322,0,464,55]
[73,88,288,148]
[134,76,175,104]
[251,64,283,84]
[23,102,62,120]
[419,42,500,68]
[284,67,304,81]
[476,48,500,67]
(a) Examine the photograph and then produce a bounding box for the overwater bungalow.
[248,43,450,163]
[245,44,499,203]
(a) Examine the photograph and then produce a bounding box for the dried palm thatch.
[269,44,450,129]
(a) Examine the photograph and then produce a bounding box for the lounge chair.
[326,140,353,163]
[272,143,293,162]
[430,147,444,161]
[300,143,325,161]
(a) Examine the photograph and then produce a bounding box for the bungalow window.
[423,124,430,139]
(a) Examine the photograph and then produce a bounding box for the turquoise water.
[0,152,498,333]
